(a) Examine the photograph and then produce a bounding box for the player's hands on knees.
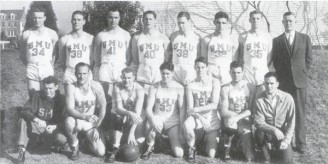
[86,115,99,124]
[46,125,57,134]
[280,141,288,150]
[227,116,239,127]
[33,118,47,129]
[273,129,285,140]
[128,111,143,124]
[127,134,137,145]
[199,117,210,131]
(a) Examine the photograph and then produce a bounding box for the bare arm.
[19,31,28,66]
[163,35,170,62]
[196,34,202,58]
[92,81,107,127]
[200,36,209,60]
[58,36,68,71]
[125,33,132,66]
[51,31,59,66]
[131,35,140,66]
[237,34,245,63]
[89,35,95,70]
[167,33,174,62]
[93,33,102,67]
[232,36,239,61]
[267,34,273,69]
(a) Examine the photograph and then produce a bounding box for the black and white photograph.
[0,1,327,163]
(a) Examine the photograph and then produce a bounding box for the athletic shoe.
[104,147,119,163]
[223,147,231,161]
[140,145,154,160]
[187,147,196,162]
[69,145,79,161]
[55,142,70,154]
[294,146,306,154]
[17,146,25,164]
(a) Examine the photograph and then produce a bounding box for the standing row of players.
[17,6,308,164]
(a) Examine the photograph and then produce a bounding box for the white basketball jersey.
[66,34,92,68]
[100,29,127,67]
[189,78,213,119]
[207,34,236,71]
[153,83,178,119]
[172,32,199,66]
[74,82,96,115]
[228,80,250,114]
[119,83,137,111]
[243,32,271,71]
[26,30,54,64]
[138,33,168,66]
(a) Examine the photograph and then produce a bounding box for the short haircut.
[75,62,91,72]
[121,67,135,75]
[143,10,156,19]
[43,76,58,85]
[177,11,190,20]
[72,10,86,20]
[214,11,229,21]
[107,7,121,16]
[160,61,174,72]
[249,10,263,18]
[264,72,278,80]
[31,6,46,14]
[230,61,243,70]
[194,56,208,66]
[283,11,295,18]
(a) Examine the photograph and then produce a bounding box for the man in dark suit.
[272,12,312,154]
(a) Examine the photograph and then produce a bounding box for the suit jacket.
[272,31,312,89]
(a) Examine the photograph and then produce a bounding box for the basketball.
[117,144,140,162]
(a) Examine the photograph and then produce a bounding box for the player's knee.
[183,117,194,130]
[65,117,76,130]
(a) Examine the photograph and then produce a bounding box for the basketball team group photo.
[1,1,327,164]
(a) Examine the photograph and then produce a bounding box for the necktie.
[288,34,293,46]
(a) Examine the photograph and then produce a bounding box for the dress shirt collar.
[285,30,295,39]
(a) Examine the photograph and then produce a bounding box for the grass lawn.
[1,49,327,164]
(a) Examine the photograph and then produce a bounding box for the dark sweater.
[20,90,66,125]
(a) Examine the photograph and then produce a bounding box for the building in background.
[0,7,26,40]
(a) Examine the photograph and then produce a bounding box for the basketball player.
[131,10,170,88]
[58,10,94,87]
[201,11,239,85]
[220,61,256,162]
[183,57,221,162]
[104,67,145,163]
[141,62,185,160]
[93,8,131,101]
[20,7,58,92]
[65,62,106,160]
[168,11,201,86]
[238,10,272,97]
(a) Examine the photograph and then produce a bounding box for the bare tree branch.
[286,1,291,12]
